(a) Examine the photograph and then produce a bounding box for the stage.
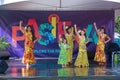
[0,58,120,80]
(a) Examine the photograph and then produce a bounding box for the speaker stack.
[0,51,10,73]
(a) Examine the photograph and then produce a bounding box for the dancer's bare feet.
[62,64,67,68]
[99,62,106,65]
[62,65,64,68]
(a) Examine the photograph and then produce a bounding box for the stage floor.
[0,58,120,79]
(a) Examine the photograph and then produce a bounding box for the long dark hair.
[25,25,36,41]
[66,26,72,34]
[78,29,86,38]
[100,26,105,31]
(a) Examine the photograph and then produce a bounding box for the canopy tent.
[0,0,120,10]
[0,0,118,58]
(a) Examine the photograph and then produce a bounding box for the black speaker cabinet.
[0,60,8,73]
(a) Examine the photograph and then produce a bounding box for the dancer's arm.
[19,20,25,33]
[74,24,80,38]
[34,36,39,43]
[105,35,111,44]
[58,38,63,47]
[93,22,99,36]
[85,37,89,44]
[73,34,75,41]
[63,22,67,35]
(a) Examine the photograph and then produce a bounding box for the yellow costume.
[94,33,108,63]
[74,38,89,67]
[65,34,74,63]
[22,32,36,64]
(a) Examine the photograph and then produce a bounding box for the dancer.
[93,22,111,65]
[74,24,89,67]
[63,22,74,65]
[19,21,38,69]
[58,38,70,68]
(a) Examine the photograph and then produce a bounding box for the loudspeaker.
[0,51,10,60]
[0,60,8,73]
[105,42,120,63]
[112,51,120,68]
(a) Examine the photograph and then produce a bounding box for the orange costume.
[22,32,36,64]
[94,33,108,63]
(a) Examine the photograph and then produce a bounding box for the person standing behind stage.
[63,22,74,65]
[19,21,38,69]
[58,38,70,68]
[74,24,89,67]
[93,22,111,65]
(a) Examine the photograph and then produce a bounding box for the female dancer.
[19,21,38,69]
[63,22,74,65]
[93,22,111,65]
[74,24,89,67]
[58,38,70,68]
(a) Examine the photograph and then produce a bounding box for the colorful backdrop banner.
[0,10,114,58]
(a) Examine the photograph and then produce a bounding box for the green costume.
[58,43,70,65]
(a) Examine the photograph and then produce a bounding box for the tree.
[0,36,9,50]
[115,16,120,33]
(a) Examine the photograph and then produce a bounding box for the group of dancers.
[19,21,111,69]
[58,22,111,68]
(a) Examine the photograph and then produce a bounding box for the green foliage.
[0,36,10,50]
[115,16,120,33]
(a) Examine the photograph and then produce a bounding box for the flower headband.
[78,30,81,33]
